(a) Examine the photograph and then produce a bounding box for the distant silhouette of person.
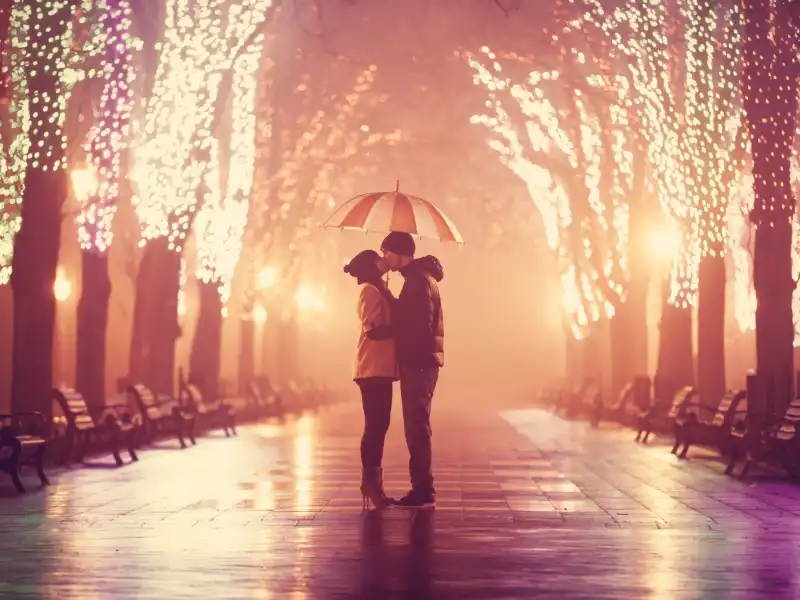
[344,249,398,509]
[380,231,444,509]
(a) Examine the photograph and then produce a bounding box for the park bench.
[725,397,800,480]
[248,378,284,417]
[601,381,633,424]
[671,389,746,459]
[284,379,316,413]
[617,376,652,429]
[181,383,236,437]
[635,386,696,444]
[128,384,196,448]
[53,388,139,467]
[564,379,599,420]
[0,412,49,493]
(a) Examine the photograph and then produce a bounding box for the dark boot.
[361,467,390,509]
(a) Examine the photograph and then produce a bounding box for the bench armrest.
[694,404,723,415]
[0,412,46,436]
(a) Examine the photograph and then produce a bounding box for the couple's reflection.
[359,509,434,598]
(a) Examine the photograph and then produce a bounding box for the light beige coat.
[353,283,399,381]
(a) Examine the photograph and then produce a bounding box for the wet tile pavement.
[2,398,800,598]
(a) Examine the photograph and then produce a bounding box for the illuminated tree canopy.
[131,0,276,252]
[565,0,746,308]
[468,47,636,338]
[76,0,134,255]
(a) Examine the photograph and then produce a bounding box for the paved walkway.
[2,397,800,598]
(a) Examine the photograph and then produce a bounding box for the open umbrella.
[322,181,463,243]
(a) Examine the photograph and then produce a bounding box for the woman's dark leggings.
[357,378,393,469]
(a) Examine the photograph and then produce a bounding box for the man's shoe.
[393,489,435,509]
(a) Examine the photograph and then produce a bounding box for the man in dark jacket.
[380,231,444,509]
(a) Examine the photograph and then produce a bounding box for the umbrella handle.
[395,180,400,193]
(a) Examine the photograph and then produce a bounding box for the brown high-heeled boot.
[361,466,391,509]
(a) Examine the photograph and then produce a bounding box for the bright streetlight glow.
[253,303,267,324]
[257,266,278,289]
[649,222,681,264]
[54,267,72,302]
[70,167,99,202]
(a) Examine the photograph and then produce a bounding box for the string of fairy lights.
[0,3,30,286]
[76,0,134,254]
[468,0,762,338]
[1,0,103,282]
[5,0,800,353]
[467,47,633,338]
[194,0,272,309]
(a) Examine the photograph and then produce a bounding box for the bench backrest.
[156,393,180,413]
[248,381,262,403]
[777,399,800,441]
[184,384,202,405]
[53,388,96,431]
[667,386,697,418]
[584,385,601,406]
[710,390,746,427]
[130,384,178,420]
[184,383,220,410]
[612,382,634,411]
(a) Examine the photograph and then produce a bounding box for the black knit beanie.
[381,231,415,256]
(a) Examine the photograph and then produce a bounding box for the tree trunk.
[238,316,254,395]
[753,223,794,416]
[128,238,181,395]
[75,251,111,407]
[624,198,651,383]
[188,280,223,401]
[128,246,154,386]
[609,278,649,397]
[10,4,72,432]
[696,255,726,404]
[656,283,693,393]
[11,170,63,431]
[0,284,11,412]
[741,0,797,416]
[149,240,181,396]
[276,314,299,386]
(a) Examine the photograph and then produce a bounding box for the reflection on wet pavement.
[2,402,800,598]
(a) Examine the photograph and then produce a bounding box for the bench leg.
[724,444,739,476]
[11,466,25,493]
[187,418,197,446]
[671,427,682,454]
[36,445,49,487]
[76,432,90,463]
[641,428,652,444]
[679,440,690,459]
[176,422,187,449]
[738,456,752,481]
[229,413,236,436]
[61,431,75,465]
[222,411,231,437]
[127,429,139,462]
[110,428,124,467]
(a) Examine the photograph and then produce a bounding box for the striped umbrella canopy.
[322,182,463,243]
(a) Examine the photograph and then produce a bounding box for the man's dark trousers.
[400,365,439,494]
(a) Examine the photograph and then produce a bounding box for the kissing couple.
[343,231,444,510]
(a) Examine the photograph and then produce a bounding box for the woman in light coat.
[344,249,398,509]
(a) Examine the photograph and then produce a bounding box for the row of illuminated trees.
[468,0,799,410]
[0,0,391,427]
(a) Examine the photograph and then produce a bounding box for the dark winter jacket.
[394,255,444,368]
